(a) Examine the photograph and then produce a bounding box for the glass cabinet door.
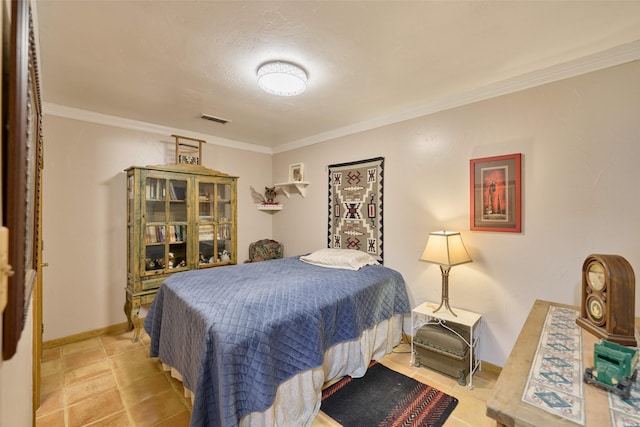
[216,183,233,262]
[127,174,135,279]
[143,176,188,274]
[198,182,216,265]
[197,181,234,266]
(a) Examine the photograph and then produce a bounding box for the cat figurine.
[264,186,277,203]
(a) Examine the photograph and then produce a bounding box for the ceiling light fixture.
[257,61,307,96]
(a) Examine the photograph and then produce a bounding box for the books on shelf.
[146,179,166,200]
[146,226,164,244]
[145,225,186,244]
[169,180,187,201]
[199,225,214,241]
[169,225,186,243]
[197,225,231,241]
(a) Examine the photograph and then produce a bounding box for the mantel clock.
[576,254,636,346]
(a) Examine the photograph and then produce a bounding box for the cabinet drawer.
[129,274,168,292]
[139,293,157,305]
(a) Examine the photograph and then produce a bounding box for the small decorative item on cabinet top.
[173,134,205,165]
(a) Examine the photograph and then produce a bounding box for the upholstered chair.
[244,239,284,263]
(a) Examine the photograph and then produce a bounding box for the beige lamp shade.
[420,231,472,317]
[420,231,472,267]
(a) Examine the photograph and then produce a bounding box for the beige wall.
[36,59,640,369]
[40,119,273,340]
[0,297,33,427]
[273,59,640,367]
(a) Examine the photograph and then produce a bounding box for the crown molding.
[273,39,640,154]
[42,103,273,155]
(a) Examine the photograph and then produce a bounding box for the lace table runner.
[522,305,585,424]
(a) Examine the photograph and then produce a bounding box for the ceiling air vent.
[201,114,230,125]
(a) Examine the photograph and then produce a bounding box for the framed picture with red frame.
[470,153,522,232]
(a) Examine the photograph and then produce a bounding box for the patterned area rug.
[522,305,640,426]
[321,362,458,427]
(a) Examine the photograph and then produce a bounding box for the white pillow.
[299,248,379,270]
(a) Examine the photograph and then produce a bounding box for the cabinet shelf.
[274,181,310,198]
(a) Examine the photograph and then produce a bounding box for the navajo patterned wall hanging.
[328,157,384,262]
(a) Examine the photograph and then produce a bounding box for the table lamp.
[420,231,472,317]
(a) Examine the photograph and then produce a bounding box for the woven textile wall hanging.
[328,157,384,262]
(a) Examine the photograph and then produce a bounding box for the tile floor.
[35,329,498,426]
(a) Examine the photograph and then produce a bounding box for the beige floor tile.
[128,390,187,426]
[64,371,118,406]
[64,359,112,386]
[139,332,151,347]
[450,388,484,411]
[63,347,108,372]
[111,346,153,369]
[445,394,495,427]
[177,394,193,412]
[41,358,63,377]
[61,338,102,355]
[84,410,131,426]
[42,347,62,363]
[112,357,163,388]
[66,389,125,426]
[100,332,143,356]
[379,357,415,377]
[162,369,186,391]
[35,389,65,418]
[41,371,64,395]
[312,411,342,427]
[120,372,173,406]
[451,375,494,402]
[442,415,473,427]
[34,409,65,427]
[151,410,191,427]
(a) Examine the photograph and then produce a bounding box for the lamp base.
[433,265,457,317]
[432,298,457,317]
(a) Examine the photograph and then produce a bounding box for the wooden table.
[486,299,640,427]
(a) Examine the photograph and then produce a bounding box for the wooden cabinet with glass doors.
[125,164,237,341]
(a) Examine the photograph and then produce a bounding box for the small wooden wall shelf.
[257,204,283,211]
[274,181,310,198]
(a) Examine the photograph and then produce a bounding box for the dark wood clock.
[576,254,637,346]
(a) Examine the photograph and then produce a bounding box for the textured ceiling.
[35,1,640,151]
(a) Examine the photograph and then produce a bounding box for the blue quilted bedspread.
[144,256,410,426]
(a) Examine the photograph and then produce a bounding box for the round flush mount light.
[257,61,308,96]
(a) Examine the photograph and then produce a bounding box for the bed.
[144,249,410,427]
